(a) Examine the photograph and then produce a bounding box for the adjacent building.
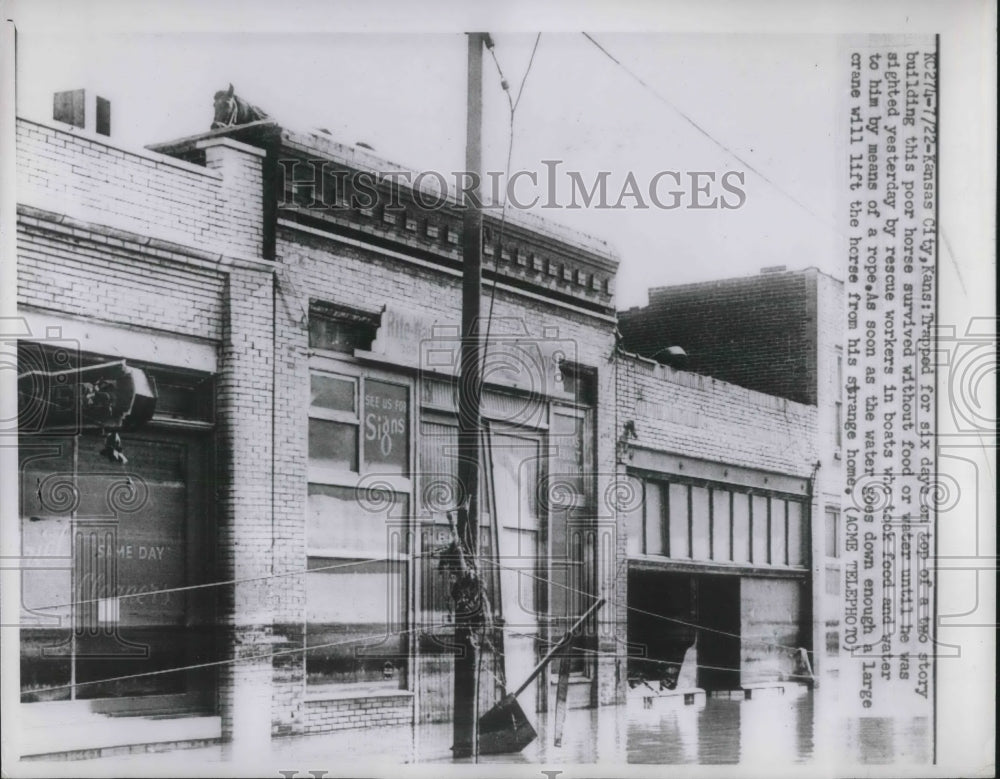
[619,268,846,688]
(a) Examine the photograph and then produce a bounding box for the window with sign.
[306,365,411,692]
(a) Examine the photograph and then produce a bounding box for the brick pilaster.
[213,179,275,744]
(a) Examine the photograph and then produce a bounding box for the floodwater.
[419,685,930,766]
[18,685,932,774]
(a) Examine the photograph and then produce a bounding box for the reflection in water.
[62,687,932,769]
[312,687,929,766]
[627,687,927,766]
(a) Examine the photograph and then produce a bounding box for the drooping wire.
[27,547,814,697]
[477,553,810,656]
[505,627,816,682]
[33,531,813,664]
[481,33,542,354]
[28,554,431,613]
[24,627,420,697]
[580,32,842,236]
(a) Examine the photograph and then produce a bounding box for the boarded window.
[690,486,711,561]
[711,488,731,562]
[788,501,806,566]
[751,495,769,564]
[644,481,664,556]
[732,493,751,564]
[668,483,689,558]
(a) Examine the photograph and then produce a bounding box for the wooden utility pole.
[453,30,486,760]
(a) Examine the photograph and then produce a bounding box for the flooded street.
[626,687,815,764]
[19,685,932,775]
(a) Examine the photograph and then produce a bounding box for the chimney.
[53,89,111,136]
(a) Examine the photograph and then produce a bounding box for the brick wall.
[17,118,274,746]
[17,210,226,341]
[302,694,413,734]
[270,222,625,733]
[15,119,270,342]
[215,261,275,744]
[619,270,819,405]
[616,353,818,477]
[16,118,249,257]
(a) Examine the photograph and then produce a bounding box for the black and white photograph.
[0,1,994,776]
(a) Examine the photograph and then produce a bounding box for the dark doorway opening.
[627,568,744,692]
[627,569,696,690]
[695,574,741,691]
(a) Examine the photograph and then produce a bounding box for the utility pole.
[453,30,486,760]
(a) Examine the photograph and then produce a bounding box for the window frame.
[625,469,810,572]
[305,351,415,695]
[307,356,412,503]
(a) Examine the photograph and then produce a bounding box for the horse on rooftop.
[211,84,269,129]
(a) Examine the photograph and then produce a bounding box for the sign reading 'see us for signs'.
[363,379,409,474]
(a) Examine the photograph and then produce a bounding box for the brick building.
[13,106,626,758]
[12,99,838,762]
[618,267,847,691]
[14,111,274,757]
[615,352,820,700]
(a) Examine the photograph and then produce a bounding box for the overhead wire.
[505,626,817,683]
[475,553,811,656]
[481,33,542,354]
[24,627,420,698]
[25,546,811,697]
[26,554,431,613]
[580,32,842,237]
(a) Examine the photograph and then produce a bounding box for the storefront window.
[363,380,408,475]
[751,495,769,564]
[308,419,359,472]
[311,374,356,413]
[643,481,664,556]
[623,476,644,557]
[825,506,840,558]
[19,429,215,705]
[306,365,411,692]
[787,500,806,566]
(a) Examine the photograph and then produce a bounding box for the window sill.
[305,686,414,703]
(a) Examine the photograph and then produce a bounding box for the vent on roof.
[760,265,787,274]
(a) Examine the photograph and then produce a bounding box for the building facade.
[13,111,627,757]
[12,105,840,761]
[615,352,820,699]
[619,268,847,688]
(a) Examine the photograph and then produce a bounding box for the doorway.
[694,574,741,691]
[627,568,743,692]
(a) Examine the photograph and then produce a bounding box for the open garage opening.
[627,569,742,693]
